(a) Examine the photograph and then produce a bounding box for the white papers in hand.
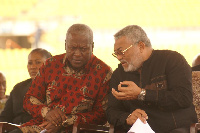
[127,118,155,133]
[40,129,47,133]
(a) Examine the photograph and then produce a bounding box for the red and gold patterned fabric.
[20,53,112,133]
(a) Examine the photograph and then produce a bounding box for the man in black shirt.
[106,25,197,133]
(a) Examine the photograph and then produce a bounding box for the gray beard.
[123,63,138,72]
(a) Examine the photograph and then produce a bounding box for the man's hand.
[39,121,62,133]
[45,108,66,127]
[112,81,141,100]
[126,109,148,125]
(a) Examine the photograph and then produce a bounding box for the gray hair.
[114,25,151,47]
[66,24,93,44]
[29,48,52,59]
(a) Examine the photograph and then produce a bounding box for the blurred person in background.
[0,48,52,133]
[106,25,197,133]
[0,72,8,114]
[192,53,200,71]
[5,39,22,49]
[19,24,112,133]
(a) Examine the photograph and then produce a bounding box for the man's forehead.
[68,43,90,47]
[0,75,6,81]
[67,36,92,46]
[114,37,131,46]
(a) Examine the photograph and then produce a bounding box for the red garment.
[20,54,112,133]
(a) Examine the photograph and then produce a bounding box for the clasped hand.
[39,108,67,133]
[112,81,141,100]
[126,109,148,125]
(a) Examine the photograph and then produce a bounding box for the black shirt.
[106,50,197,133]
[0,78,32,125]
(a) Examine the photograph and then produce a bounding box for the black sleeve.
[106,68,131,130]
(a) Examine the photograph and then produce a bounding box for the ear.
[138,41,145,52]
[65,40,67,50]
[92,42,94,52]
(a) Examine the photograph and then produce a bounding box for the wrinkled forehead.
[114,36,132,49]
[66,33,92,46]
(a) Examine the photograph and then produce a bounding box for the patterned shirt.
[20,53,112,133]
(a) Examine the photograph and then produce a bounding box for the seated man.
[0,72,8,114]
[19,24,112,133]
[106,25,197,133]
[192,54,200,71]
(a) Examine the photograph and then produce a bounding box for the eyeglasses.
[112,44,133,58]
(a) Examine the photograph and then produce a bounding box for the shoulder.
[151,50,186,64]
[92,55,112,71]
[112,64,124,78]
[154,50,183,58]
[46,54,65,63]
[44,54,65,68]
[152,50,191,73]
[13,78,32,91]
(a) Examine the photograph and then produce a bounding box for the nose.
[0,83,4,90]
[116,54,123,60]
[30,63,37,69]
[74,48,81,56]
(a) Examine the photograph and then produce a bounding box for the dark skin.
[0,73,6,100]
[65,32,94,70]
[39,108,66,132]
[39,32,94,133]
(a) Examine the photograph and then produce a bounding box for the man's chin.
[123,65,137,72]
[123,66,131,72]
[71,63,84,70]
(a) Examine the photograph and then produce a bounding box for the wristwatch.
[138,88,146,101]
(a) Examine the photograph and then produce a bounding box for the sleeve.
[106,68,131,129]
[23,62,50,120]
[145,52,193,111]
[0,89,14,123]
[66,69,113,126]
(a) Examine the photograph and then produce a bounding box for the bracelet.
[138,88,146,101]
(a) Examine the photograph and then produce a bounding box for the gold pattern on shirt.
[20,125,42,133]
[41,106,51,118]
[102,95,108,111]
[71,99,94,114]
[103,70,112,84]
[62,115,78,127]
[96,64,102,70]
[30,96,43,105]
[63,66,85,79]
[46,80,57,105]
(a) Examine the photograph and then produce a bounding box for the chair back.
[192,71,200,122]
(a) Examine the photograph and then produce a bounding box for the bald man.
[192,54,200,71]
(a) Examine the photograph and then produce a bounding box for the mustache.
[120,59,128,63]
